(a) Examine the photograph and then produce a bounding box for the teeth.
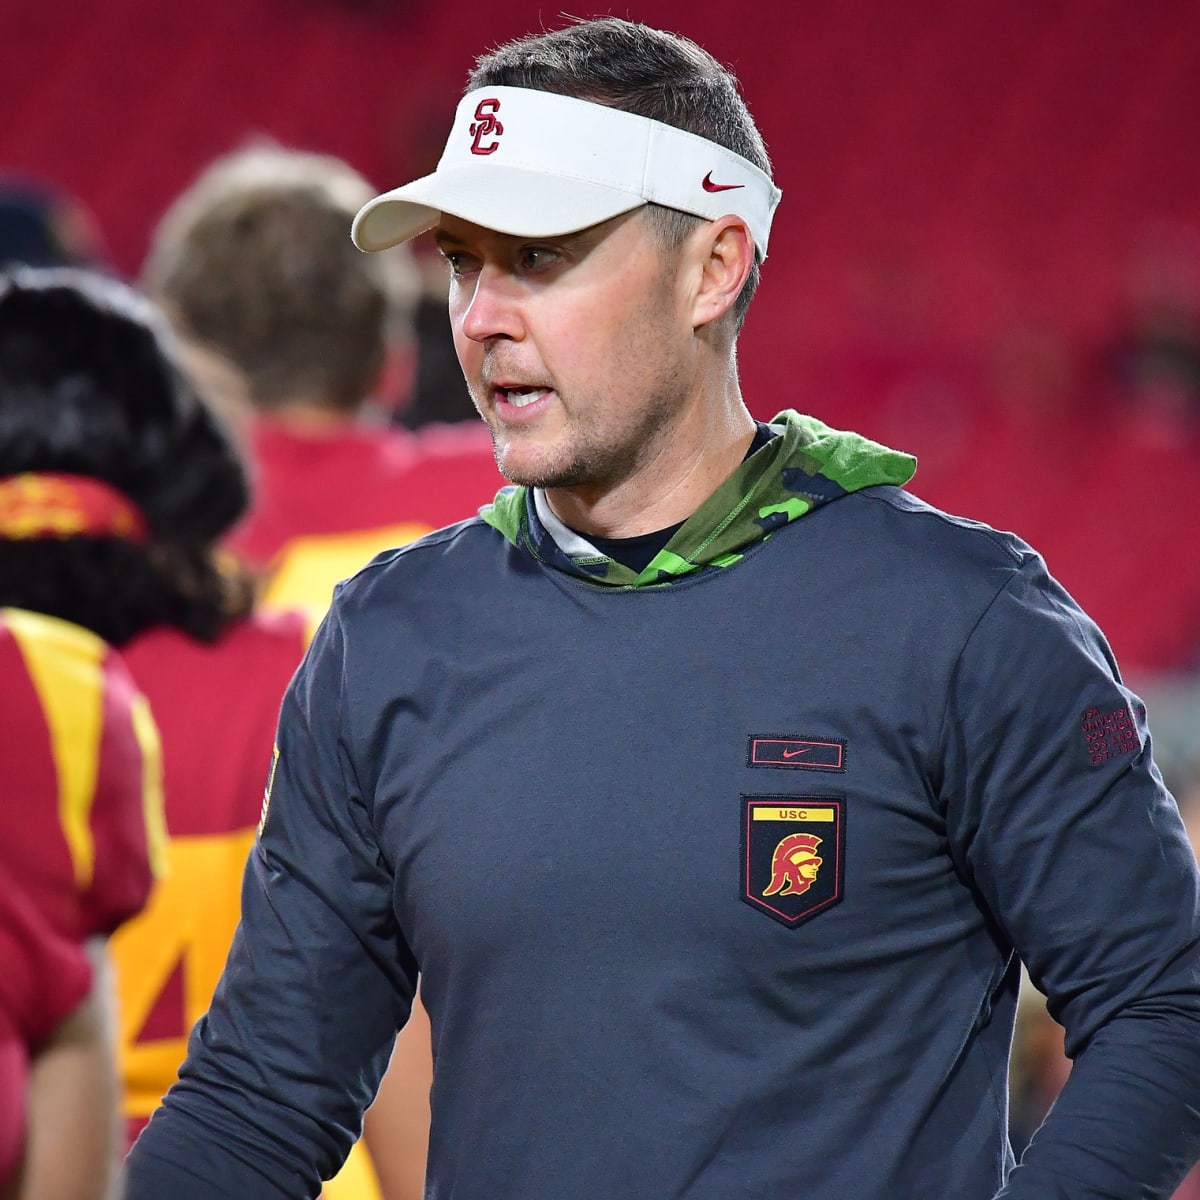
[506,388,549,408]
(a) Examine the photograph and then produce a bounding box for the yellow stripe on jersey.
[129,690,168,879]
[5,608,105,886]
[262,522,434,642]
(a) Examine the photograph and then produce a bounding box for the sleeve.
[122,604,418,1200]
[0,613,164,943]
[0,866,94,1051]
[0,868,95,1187]
[937,556,1200,1199]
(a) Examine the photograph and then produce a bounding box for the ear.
[688,216,755,331]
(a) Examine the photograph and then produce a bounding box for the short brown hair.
[468,17,772,331]
[142,143,418,413]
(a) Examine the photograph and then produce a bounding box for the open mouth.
[492,385,555,419]
[503,387,550,408]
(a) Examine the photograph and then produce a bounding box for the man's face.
[435,210,697,494]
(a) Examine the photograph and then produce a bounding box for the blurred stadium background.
[3,0,1199,1166]
[5,0,1199,684]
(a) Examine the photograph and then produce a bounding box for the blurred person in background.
[0,173,110,270]
[0,267,170,1198]
[138,140,503,1200]
[110,371,307,1173]
[394,251,482,429]
[0,264,308,1191]
[1052,217,1200,681]
[1099,218,1200,443]
[141,141,504,640]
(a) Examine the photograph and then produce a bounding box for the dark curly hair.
[0,266,255,645]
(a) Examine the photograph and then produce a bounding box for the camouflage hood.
[479,410,916,588]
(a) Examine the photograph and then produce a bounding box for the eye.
[516,244,559,273]
[438,248,477,277]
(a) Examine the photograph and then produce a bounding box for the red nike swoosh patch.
[748,737,846,770]
[702,171,745,193]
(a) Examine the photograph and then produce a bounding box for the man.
[0,263,306,1200]
[141,141,504,637]
[0,619,157,1200]
[0,267,177,1198]
[124,17,1200,1199]
[139,142,505,1200]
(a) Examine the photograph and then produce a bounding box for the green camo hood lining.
[478,410,916,588]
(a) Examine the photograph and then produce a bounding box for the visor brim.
[351,166,647,251]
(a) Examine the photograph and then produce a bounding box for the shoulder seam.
[933,555,1043,788]
[855,486,1029,567]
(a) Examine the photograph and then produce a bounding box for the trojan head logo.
[469,98,504,155]
[742,797,844,928]
[763,833,823,897]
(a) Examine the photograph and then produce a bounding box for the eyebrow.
[433,218,618,258]
[433,230,466,254]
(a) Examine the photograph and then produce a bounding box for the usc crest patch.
[741,797,845,927]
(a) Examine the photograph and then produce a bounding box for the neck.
[544,373,756,539]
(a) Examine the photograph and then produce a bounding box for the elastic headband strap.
[0,473,149,543]
[352,86,783,260]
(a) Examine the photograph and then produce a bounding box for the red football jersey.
[224,418,504,630]
[0,608,164,1185]
[114,610,307,1142]
[226,417,503,565]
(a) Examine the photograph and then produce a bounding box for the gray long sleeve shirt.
[124,416,1200,1198]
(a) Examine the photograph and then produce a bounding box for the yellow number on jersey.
[110,830,255,1118]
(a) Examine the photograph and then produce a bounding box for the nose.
[457,264,525,344]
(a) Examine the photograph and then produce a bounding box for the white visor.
[352,86,782,261]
